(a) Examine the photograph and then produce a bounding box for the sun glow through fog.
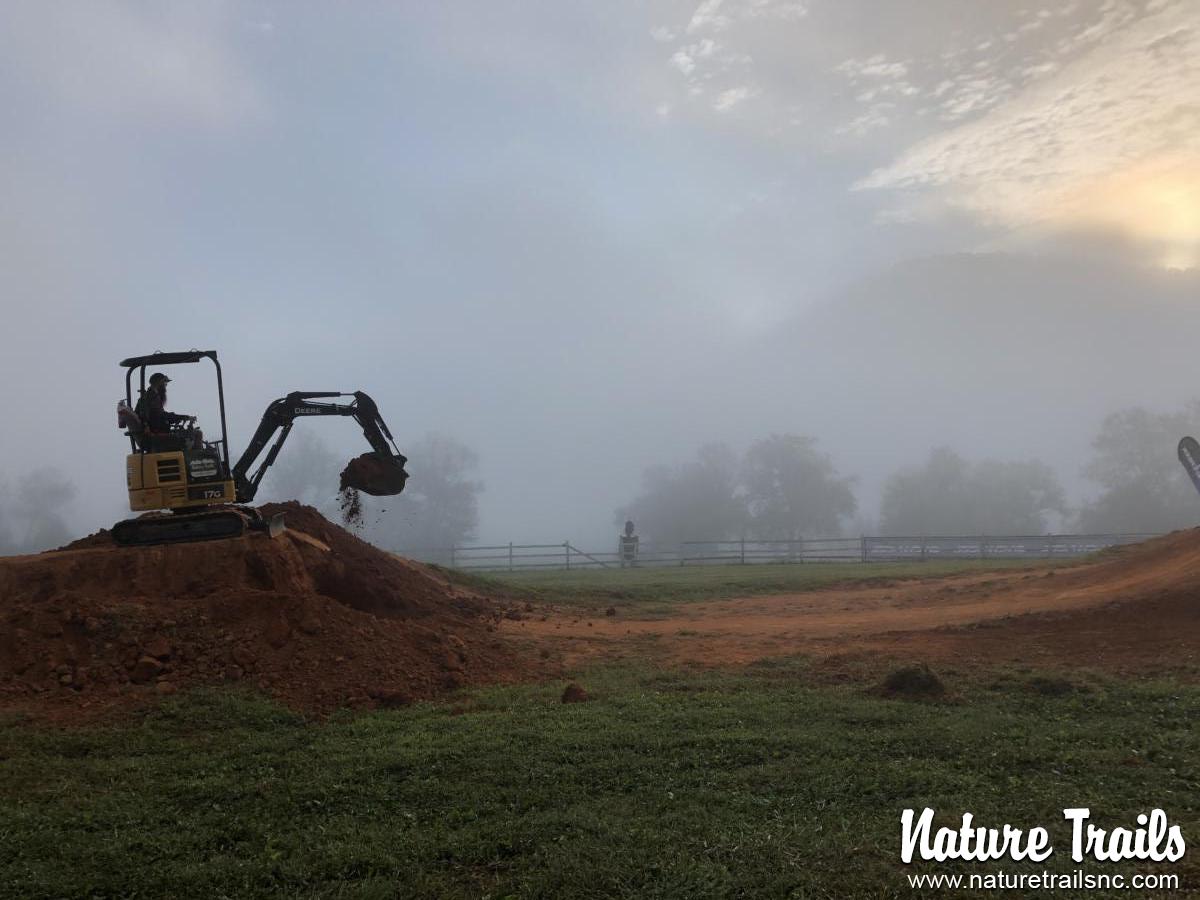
[857,0,1200,272]
[1058,159,1200,270]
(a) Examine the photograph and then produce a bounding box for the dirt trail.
[0,502,533,720]
[507,530,1200,674]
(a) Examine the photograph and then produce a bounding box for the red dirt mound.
[0,502,531,720]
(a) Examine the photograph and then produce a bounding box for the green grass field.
[3,664,1197,899]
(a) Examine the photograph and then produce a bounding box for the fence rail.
[407,532,1159,572]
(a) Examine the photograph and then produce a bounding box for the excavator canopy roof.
[120,350,219,368]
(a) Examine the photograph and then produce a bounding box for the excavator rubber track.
[112,508,264,547]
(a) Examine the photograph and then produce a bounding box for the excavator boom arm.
[231,391,408,503]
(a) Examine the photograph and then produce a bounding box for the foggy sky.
[1,1,1197,549]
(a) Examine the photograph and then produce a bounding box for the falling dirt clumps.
[337,451,407,527]
[338,487,364,528]
[0,501,531,721]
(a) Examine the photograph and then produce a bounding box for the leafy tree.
[618,443,745,545]
[1078,405,1200,533]
[741,434,857,539]
[880,448,970,535]
[372,433,483,554]
[880,447,1065,535]
[968,459,1066,533]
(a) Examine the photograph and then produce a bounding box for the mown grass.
[451,559,1071,612]
[3,662,1197,899]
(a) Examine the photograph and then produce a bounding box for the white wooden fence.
[405,532,1158,572]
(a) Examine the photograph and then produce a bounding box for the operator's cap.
[149,372,172,384]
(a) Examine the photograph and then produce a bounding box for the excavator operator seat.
[118,402,148,451]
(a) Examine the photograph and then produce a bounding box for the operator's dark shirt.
[136,389,174,433]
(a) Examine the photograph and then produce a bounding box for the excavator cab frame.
[120,350,238,516]
[121,349,231,468]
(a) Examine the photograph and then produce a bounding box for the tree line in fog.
[4,404,1200,555]
[617,403,1200,544]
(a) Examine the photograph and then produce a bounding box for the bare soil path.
[505,531,1200,675]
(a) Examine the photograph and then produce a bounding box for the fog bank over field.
[0,2,1197,551]
[477,251,1200,546]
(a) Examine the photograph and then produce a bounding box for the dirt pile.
[0,502,530,719]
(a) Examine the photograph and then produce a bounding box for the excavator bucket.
[340,451,409,496]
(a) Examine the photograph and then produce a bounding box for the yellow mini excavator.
[114,349,408,545]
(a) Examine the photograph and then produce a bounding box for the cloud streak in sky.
[656,0,807,113]
[856,0,1200,266]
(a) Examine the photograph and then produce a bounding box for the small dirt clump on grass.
[1027,675,1075,696]
[561,683,591,703]
[877,664,946,701]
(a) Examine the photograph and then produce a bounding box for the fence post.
[860,535,866,563]
[565,541,571,570]
[920,537,927,562]
[798,536,804,564]
[980,536,987,560]
[508,541,513,572]
[740,537,746,565]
